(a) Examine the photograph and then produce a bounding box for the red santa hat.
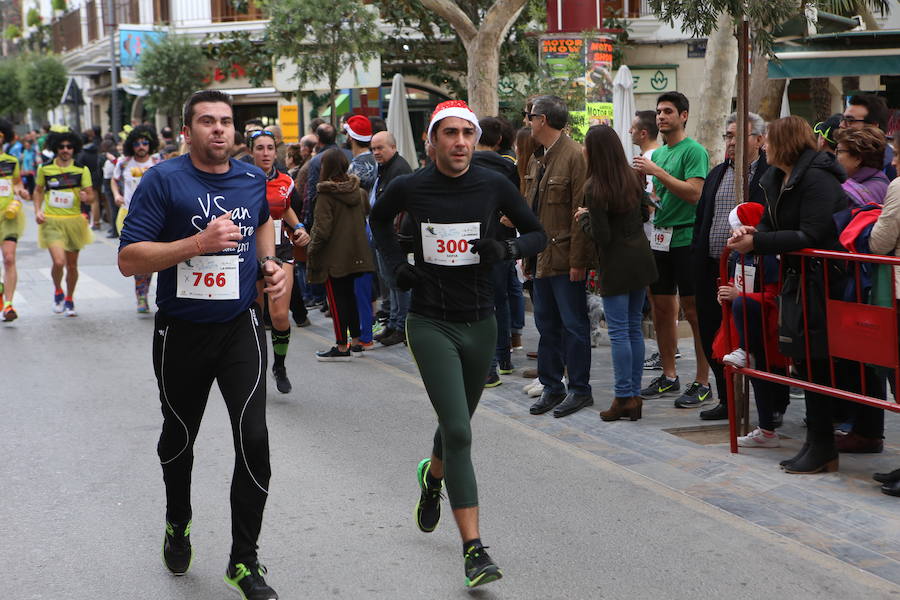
[344,115,373,142]
[426,100,482,142]
[728,202,765,230]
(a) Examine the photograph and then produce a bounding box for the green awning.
[769,30,900,79]
[320,92,350,117]
[769,53,900,79]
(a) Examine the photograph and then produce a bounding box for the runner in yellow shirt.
[33,129,94,316]
[0,119,31,322]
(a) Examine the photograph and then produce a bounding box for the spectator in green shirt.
[633,91,711,408]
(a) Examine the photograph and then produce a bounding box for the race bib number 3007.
[176,255,240,300]
[421,222,480,266]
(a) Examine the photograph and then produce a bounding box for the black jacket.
[374,152,413,204]
[692,151,769,270]
[753,149,846,261]
[472,150,519,189]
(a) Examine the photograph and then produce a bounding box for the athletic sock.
[64,295,73,302]
[272,327,290,369]
[3,301,10,309]
[425,470,442,489]
[55,287,63,295]
[463,538,483,554]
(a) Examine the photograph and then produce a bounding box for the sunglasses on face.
[134,139,150,146]
[248,130,275,141]
[841,116,867,125]
[58,144,73,150]
[522,112,544,122]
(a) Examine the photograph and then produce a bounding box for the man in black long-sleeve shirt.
[370,100,546,589]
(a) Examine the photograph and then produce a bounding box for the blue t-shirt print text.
[118,155,270,323]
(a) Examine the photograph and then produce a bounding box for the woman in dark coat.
[728,116,847,474]
[307,148,375,360]
[575,125,657,421]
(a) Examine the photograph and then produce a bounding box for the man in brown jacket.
[524,95,596,418]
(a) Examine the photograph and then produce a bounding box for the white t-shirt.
[642,148,657,240]
[113,156,157,209]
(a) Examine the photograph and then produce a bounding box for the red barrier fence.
[721,248,900,453]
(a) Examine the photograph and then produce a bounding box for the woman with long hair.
[250,129,308,392]
[307,148,375,360]
[575,125,657,420]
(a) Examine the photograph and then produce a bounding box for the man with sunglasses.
[33,128,94,317]
[112,125,161,313]
[523,95,597,418]
[841,94,895,179]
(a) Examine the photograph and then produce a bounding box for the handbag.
[778,260,829,359]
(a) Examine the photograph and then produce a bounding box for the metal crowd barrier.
[719,248,900,453]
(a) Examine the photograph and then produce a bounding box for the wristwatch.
[258,256,283,279]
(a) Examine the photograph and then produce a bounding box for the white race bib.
[274,219,283,246]
[49,189,75,209]
[735,264,756,294]
[176,255,240,300]
[421,222,481,266]
[649,225,673,252]
[0,179,12,197]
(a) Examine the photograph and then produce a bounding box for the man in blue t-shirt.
[118,89,294,600]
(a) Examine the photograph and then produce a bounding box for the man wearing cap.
[345,115,377,192]
[371,100,546,588]
[815,114,842,155]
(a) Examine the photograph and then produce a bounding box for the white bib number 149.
[176,255,239,300]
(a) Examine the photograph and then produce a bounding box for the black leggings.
[406,313,496,509]
[152,306,271,565]
[325,274,360,345]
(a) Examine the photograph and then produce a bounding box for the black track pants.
[152,305,271,565]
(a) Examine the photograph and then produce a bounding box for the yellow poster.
[279,105,299,143]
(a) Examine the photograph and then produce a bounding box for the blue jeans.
[602,290,646,397]
[507,263,525,333]
[533,275,592,395]
[376,250,411,331]
[490,261,514,370]
[354,272,374,343]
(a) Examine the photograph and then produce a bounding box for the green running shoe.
[224,562,278,600]
[464,543,503,588]
[415,458,443,533]
[162,520,193,575]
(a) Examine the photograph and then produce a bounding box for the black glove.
[469,238,512,263]
[394,262,422,291]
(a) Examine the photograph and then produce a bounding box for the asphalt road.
[4,214,898,600]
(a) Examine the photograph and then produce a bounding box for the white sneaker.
[723,348,748,368]
[737,427,780,448]
[527,384,543,397]
[522,378,540,393]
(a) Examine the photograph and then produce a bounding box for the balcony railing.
[51,8,83,53]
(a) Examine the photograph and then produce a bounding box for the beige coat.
[869,178,900,297]
[523,133,596,278]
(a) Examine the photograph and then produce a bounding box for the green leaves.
[19,54,66,114]
[0,59,24,117]
[261,0,382,121]
[136,35,207,124]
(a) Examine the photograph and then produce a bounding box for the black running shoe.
[225,562,278,599]
[498,356,515,375]
[673,381,711,408]
[315,346,351,362]
[640,374,680,398]
[464,542,502,588]
[162,520,193,575]
[415,458,443,533]
[272,365,291,394]
[643,351,662,370]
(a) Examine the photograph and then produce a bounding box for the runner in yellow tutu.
[33,128,94,317]
[0,119,31,322]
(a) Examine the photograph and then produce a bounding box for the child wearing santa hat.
[713,201,790,447]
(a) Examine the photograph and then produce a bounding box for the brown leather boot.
[624,396,643,421]
[600,397,630,421]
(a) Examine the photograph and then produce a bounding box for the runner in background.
[0,118,31,322]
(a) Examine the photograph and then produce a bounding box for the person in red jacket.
[714,202,789,447]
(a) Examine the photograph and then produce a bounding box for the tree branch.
[420,0,478,44]
[480,0,527,44]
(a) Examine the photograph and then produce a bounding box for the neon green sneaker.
[224,562,278,600]
[415,458,443,533]
[464,542,503,588]
[162,520,193,575]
